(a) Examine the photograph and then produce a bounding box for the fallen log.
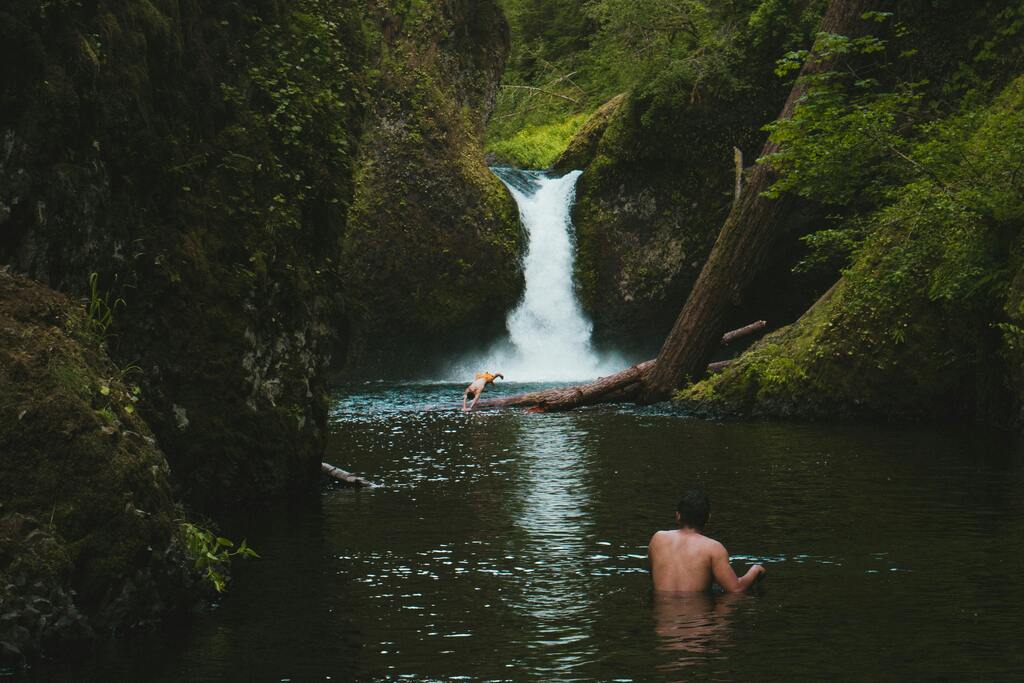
[707,360,734,374]
[474,359,655,411]
[472,321,764,412]
[321,462,375,488]
[722,320,765,345]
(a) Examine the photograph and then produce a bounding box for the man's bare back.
[649,489,765,593]
[649,529,763,593]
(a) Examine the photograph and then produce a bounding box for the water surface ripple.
[36,383,1024,681]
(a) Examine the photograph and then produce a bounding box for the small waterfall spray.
[448,168,623,382]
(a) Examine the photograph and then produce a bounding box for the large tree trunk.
[641,0,881,402]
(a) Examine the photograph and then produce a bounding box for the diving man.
[463,372,504,411]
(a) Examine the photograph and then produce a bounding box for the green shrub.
[180,522,259,593]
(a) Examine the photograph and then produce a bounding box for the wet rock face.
[0,271,193,663]
[340,0,523,375]
[567,90,771,352]
[0,514,91,661]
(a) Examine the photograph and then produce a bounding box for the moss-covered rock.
[340,0,524,373]
[0,270,194,662]
[0,0,521,498]
[566,3,824,350]
[676,279,983,420]
[552,93,625,174]
[570,86,781,349]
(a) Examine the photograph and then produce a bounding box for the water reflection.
[510,413,598,675]
[653,592,742,667]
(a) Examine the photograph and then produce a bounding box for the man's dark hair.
[676,489,710,530]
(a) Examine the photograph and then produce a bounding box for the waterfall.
[448,168,623,382]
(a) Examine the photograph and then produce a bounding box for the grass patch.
[486,113,588,169]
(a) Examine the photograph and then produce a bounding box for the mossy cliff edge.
[342,0,522,373]
[0,271,195,662]
[0,0,368,505]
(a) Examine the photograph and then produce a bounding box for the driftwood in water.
[321,462,375,487]
[473,321,764,412]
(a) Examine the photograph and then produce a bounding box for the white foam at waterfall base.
[446,168,625,383]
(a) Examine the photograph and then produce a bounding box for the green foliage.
[212,2,366,236]
[489,0,824,155]
[486,113,587,167]
[180,522,259,594]
[811,77,1024,338]
[85,272,124,342]
[763,19,924,203]
[765,11,1024,303]
[681,73,1024,421]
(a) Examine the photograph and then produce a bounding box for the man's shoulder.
[649,529,677,546]
[695,534,728,555]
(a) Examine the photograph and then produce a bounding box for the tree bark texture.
[640,0,882,403]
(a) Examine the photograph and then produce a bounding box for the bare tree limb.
[499,85,581,105]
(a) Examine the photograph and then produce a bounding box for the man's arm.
[711,543,765,593]
[647,532,664,585]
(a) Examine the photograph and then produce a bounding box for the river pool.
[29,382,1024,681]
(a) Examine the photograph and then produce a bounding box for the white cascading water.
[449,168,623,382]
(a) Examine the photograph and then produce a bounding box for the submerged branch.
[321,462,376,488]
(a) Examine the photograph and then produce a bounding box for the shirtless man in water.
[462,371,503,411]
[649,488,765,593]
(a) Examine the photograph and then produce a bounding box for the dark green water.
[25,383,1024,680]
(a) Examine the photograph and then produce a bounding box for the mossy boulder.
[676,279,983,420]
[340,0,524,374]
[0,270,194,662]
[552,93,626,174]
[569,83,783,351]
